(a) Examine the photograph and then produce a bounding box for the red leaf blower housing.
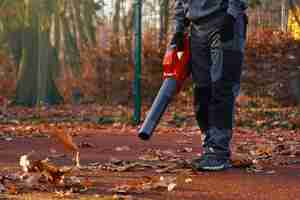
[138,34,191,140]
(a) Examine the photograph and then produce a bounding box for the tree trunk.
[112,0,121,50]
[15,0,62,106]
[122,1,135,64]
[159,0,170,47]
[281,0,288,31]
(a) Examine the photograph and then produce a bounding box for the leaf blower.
[138,34,191,140]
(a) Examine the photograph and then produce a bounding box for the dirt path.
[1,133,300,200]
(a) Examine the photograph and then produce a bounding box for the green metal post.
[133,0,142,124]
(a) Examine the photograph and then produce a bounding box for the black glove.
[171,32,184,52]
[220,14,236,42]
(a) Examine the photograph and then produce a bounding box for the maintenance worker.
[172,0,248,171]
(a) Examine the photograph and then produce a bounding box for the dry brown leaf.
[290,117,300,127]
[115,146,131,152]
[54,190,73,198]
[253,145,273,158]
[111,184,134,194]
[0,183,5,193]
[51,129,78,153]
[231,154,253,168]
[145,176,177,192]
[7,184,17,195]
[24,173,41,187]
[49,129,80,167]
[19,155,31,172]
[31,159,72,184]
[94,195,133,200]
[237,95,252,107]
[74,151,81,168]
[82,177,94,189]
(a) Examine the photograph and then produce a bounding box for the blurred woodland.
[0,2,300,196]
[0,0,300,107]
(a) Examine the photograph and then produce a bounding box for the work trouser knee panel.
[190,30,212,87]
[209,32,244,83]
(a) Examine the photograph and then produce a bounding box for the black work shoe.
[191,155,232,171]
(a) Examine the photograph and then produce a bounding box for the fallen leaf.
[69,176,81,184]
[20,155,31,173]
[93,195,132,200]
[176,139,192,145]
[51,129,78,153]
[294,150,300,156]
[115,146,131,152]
[155,163,179,173]
[111,185,133,194]
[112,194,134,200]
[185,178,192,183]
[253,145,273,158]
[82,177,94,189]
[78,141,96,148]
[0,183,5,193]
[24,173,41,187]
[167,183,177,192]
[138,154,160,162]
[264,170,276,175]
[139,149,180,162]
[54,190,73,198]
[31,159,73,184]
[101,160,152,172]
[110,175,179,194]
[4,137,13,142]
[179,147,193,153]
[237,95,252,107]
[74,151,80,168]
[50,129,80,167]
[7,184,17,195]
[148,176,177,191]
[5,173,19,181]
[290,117,300,127]
[231,154,253,168]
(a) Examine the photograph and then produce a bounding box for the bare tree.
[159,0,170,46]
[112,0,121,50]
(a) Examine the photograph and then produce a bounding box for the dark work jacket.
[175,0,248,32]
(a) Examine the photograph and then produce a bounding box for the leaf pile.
[100,149,191,174]
[110,173,193,195]
[0,154,90,196]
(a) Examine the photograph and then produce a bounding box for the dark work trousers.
[191,13,247,158]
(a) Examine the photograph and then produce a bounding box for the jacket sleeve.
[227,0,248,18]
[174,0,187,33]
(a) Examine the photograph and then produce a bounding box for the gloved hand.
[220,14,236,42]
[171,32,184,52]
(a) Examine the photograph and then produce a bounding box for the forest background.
[0,1,300,199]
[0,0,300,115]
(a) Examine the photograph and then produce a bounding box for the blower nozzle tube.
[138,78,177,140]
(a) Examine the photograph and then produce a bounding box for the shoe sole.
[191,163,232,172]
